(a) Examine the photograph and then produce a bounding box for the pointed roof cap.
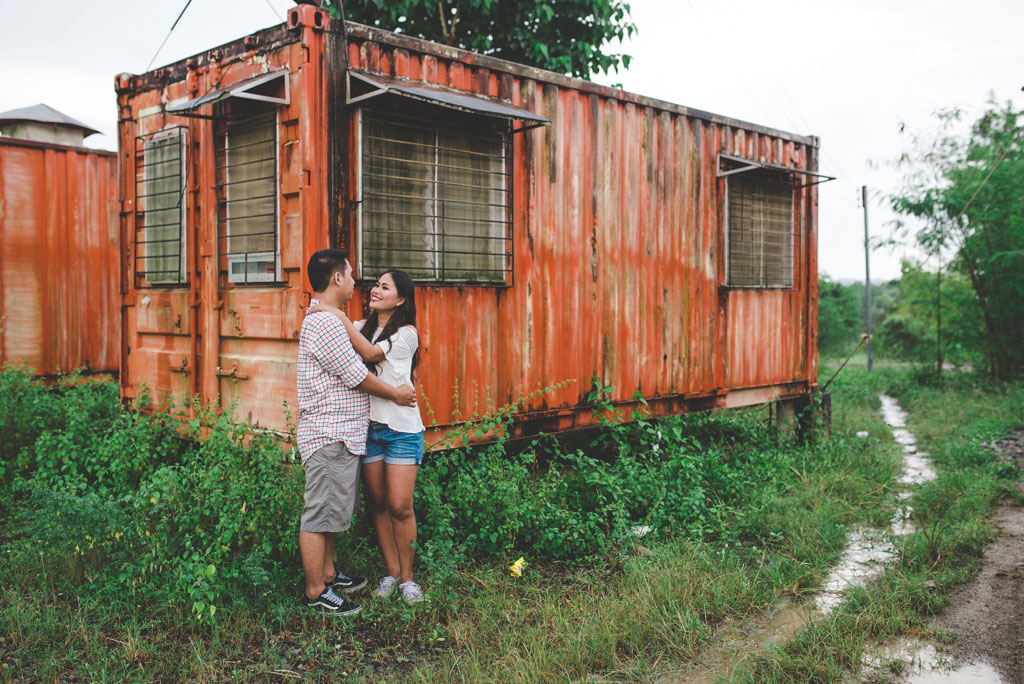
[0,103,100,137]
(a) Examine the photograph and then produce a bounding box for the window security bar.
[726,171,800,290]
[360,108,513,285]
[361,171,512,194]
[216,112,279,285]
[134,128,188,287]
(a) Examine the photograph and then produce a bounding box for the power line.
[819,199,859,256]
[773,78,860,194]
[146,0,195,72]
[264,0,285,22]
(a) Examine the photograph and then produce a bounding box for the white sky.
[2,0,1021,281]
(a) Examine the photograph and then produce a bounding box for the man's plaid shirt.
[297,299,370,462]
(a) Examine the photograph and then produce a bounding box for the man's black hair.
[307,248,349,292]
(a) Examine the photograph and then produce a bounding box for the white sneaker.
[372,575,398,597]
[399,580,424,603]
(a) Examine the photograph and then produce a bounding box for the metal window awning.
[717,152,836,189]
[167,70,290,116]
[347,70,550,132]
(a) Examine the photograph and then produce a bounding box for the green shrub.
[1,367,302,622]
[1,366,839,623]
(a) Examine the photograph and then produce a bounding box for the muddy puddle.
[859,638,1005,684]
[656,601,818,683]
[904,662,1005,684]
[815,394,937,612]
[663,394,941,684]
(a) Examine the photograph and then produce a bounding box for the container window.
[134,128,187,287]
[359,109,511,285]
[725,170,798,289]
[217,112,279,285]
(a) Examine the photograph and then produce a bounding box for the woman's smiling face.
[369,272,404,312]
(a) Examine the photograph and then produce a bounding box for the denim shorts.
[362,422,425,465]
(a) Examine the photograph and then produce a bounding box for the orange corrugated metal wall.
[117,18,319,430]
[345,29,819,433]
[116,10,818,442]
[0,139,119,376]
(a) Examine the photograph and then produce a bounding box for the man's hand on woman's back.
[391,384,416,407]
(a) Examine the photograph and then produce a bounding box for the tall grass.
[731,366,1023,683]
[0,362,941,682]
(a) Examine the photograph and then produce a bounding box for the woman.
[311,270,425,603]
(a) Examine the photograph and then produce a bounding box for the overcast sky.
[2,0,1021,281]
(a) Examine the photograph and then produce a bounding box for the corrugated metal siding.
[345,31,818,430]
[0,139,118,375]
[117,9,818,443]
[117,21,313,428]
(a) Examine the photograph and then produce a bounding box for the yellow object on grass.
[509,557,526,577]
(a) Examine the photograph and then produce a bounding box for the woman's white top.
[353,320,424,434]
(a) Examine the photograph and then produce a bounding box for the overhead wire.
[774,79,861,195]
[263,0,285,22]
[146,0,195,72]
[695,0,868,287]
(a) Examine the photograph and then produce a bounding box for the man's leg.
[299,444,345,599]
[322,532,337,585]
[299,530,329,599]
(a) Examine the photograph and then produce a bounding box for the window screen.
[218,112,279,284]
[134,128,187,286]
[359,109,511,284]
[726,171,797,288]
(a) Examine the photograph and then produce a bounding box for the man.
[296,248,416,615]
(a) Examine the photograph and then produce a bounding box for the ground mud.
[890,430,1024,684]
[923,431,1024,684]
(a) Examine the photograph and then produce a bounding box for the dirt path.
[920,432,1024,684]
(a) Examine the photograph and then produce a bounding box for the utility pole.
[936,260,943,376]
[862,186,872,372]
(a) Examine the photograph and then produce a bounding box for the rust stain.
[0,138,119,376]
[115,9,819,444]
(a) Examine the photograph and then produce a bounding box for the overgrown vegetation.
[817,276,901,357]
[732,366,1023,683]
[818,269,985,371]
[2,362,1020,682]
[888,100,1024,379]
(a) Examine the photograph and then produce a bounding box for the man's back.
[296,306,369,462]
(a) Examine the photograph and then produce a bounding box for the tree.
[874,261,984,369]
[889,101,1024,379]
[817,276,861,357]
[326,0,636,79]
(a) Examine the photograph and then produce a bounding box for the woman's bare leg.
[385,463,419,583]
[363,460,401,578]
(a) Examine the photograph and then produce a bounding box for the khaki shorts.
[300,441,361,533]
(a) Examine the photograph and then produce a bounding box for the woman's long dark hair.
[361,269,419,377]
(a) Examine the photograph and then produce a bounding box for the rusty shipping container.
[115,5,822,444]
[0,137,119,376]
